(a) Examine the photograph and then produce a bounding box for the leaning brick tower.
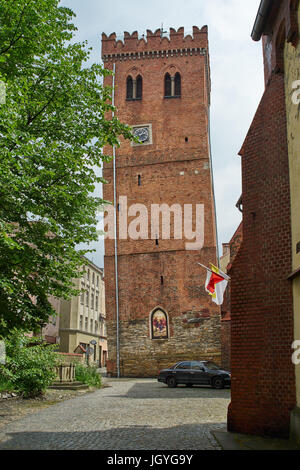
[101,26,221,377]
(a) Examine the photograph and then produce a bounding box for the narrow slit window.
[161,276,164,285]
[138,175,141,186]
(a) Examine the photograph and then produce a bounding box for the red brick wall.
[229,223,243,266]
[221,318,231,371]
[228,71,296,438]
[101,27,221,377]
[220,223,243,371]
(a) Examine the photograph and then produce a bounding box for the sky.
[61,0,264,268]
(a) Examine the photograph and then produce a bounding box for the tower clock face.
[133,126,149,143]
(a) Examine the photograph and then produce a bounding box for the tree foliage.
[0,0,132,335]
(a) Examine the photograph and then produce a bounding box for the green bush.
[75,364,102,388]
[0,369,14,393]
[2,331,59,397]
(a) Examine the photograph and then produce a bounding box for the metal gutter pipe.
[112,63,120,378]
[251,0,273,41]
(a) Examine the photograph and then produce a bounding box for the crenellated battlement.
[101,26,208,61]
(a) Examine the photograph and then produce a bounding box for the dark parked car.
[157,361,231,389]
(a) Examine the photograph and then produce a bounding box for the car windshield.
[205,362,220,370]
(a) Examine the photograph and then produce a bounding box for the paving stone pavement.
[0,379,230,450]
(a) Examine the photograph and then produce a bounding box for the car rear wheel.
[212,377,225,389]
[167,376,177,388]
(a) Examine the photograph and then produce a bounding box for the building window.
[90,319,93,333]
[96,296,99,310]
[136,75,142,99]
[126,76,133,99]
[80,291,84,305]
[92,272,95,285]
[174,72,181,97]
[138,175,141,186]
[91,293,94,310]
[164,73,171,97]
[86,292,89,307]
[85,318,88,331]
[97,276,99,287]
[164,72,181,98]
[79,315,83,330]
[127,75,142,100]
[150,308,169,340]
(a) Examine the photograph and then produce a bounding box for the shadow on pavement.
[0,422,226,450]
[104,380,231,400]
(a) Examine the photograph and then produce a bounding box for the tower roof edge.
[101,25,209,56]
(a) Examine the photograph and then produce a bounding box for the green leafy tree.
[0,0,132,336]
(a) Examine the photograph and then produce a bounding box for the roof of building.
[83,256,104,275]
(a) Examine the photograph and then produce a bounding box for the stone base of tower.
[106,317,221,378]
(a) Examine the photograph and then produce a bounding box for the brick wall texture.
[220,223,243,372]
[228,71,296,438]
[101,27,221,377]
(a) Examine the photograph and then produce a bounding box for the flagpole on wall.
[205,49,220,268]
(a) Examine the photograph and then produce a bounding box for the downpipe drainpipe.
[251,0,273,41]
[112,63,120,378]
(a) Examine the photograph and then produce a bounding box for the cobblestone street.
[0,379,230,450]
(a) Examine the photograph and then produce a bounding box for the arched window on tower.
[164,72,181,98]
[136,75,142,100]
[126,76,133,100]
[164,73,172,98]
[174,72,181,97]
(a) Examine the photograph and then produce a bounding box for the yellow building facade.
[59,259,107,368]
[285,2,300,444]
